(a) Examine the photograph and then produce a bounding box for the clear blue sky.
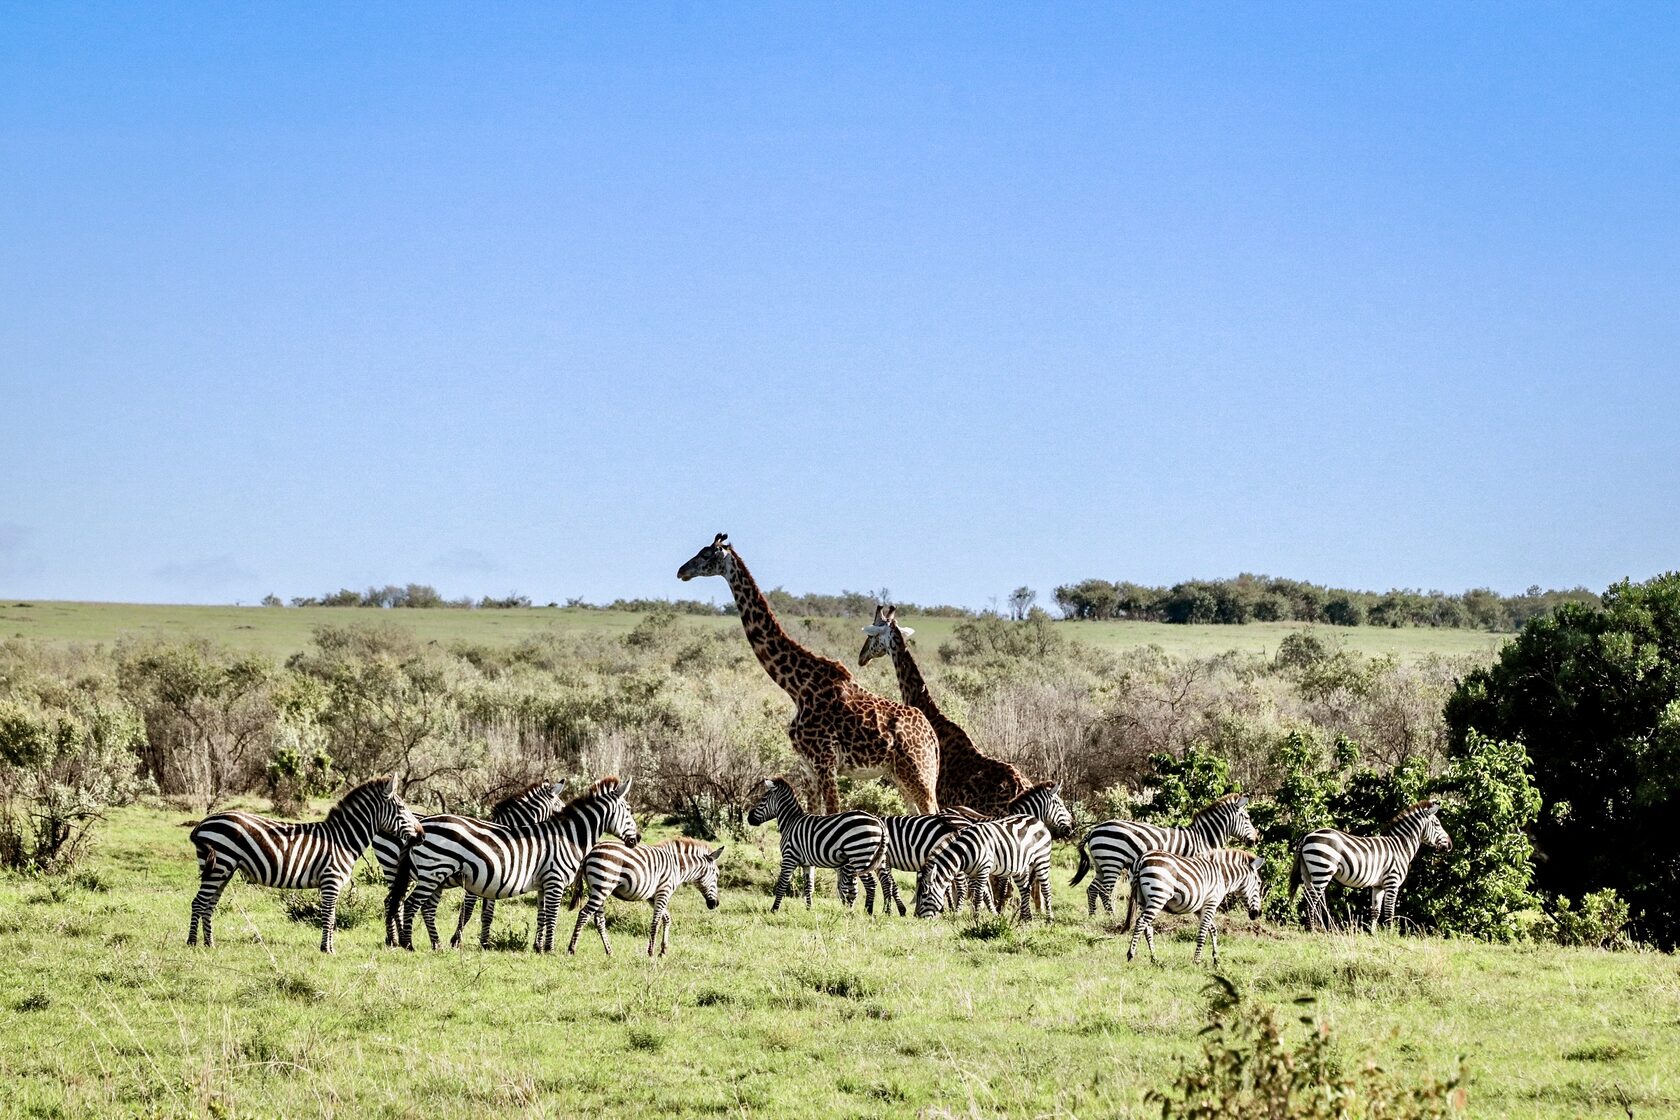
[2,4,1676,608]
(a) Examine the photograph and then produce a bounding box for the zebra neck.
[1387,817,1428,860]
[1189,810,1229,848]
[773,800,806,830]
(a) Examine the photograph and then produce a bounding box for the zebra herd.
[186,775,1452,962]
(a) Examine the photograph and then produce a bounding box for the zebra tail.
[1288,846,1301,900]
[1069,841,1091,887]
[567,864,587,910]
[865,830,889,875]
[384,846,416,928]
[191,830,217,878]
[1122,865,1139,930]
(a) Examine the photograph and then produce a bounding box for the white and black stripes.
[373,778,569,948]
[873,813,972,916]
[914,816,1054,921]
[1292,800,1452,932]
[1126,848,1265,964]
[1071,794,1258,916]
[188,775,422,953]
[389,777,640,952]
[747,778,888,914]
[566,837,724,956]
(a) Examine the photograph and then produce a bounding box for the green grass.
[0,599,1505,663]
[1,804,1673,1118]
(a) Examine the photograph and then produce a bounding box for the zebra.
[929,781,1076,911]
[188,775,422,953]
[388,776,640,952]
[1070,793,1259,917]
[746,777,888,915]
[1292,800,1452,933]
[1126,847,1265,964]
[914,815,1054,921]
[374,778,569,949]
[871,812,973,917]
[566,837,725,956]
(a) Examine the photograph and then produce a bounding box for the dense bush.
[1445,573,1680,947]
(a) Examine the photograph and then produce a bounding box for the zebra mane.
[1193,792,1246,819]
[490,780,555,816]
[1385,800,1441,829]
[574,775,623,803]
[324,776,396,823]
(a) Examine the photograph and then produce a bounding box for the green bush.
[1549,888,1632,949]
[1138,747,1239,826]
[1149,978,1467,1120]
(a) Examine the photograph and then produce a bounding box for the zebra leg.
[1367,887,1385,934]
[771,856,797,913]
[1194,905,1217,964]
[478,898,497,948]
[1034,869,1054,923]
[650,888,674,956]
[536,884,562,953]
[188,871,231,947]
[318,875,347,954]
[879,871,905,917]
[861,868,877,916]
[1014,874,1033,922]
[450,892,476,949]
[421,888,444,951]
[1300,883,1324,932]
[1381,877,1402,930]
[1127,901,1164,963]
[1089,867,1117,917]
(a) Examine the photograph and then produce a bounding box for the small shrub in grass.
[1549,888,1632,949]
[693,988,736,1007]
[15,991,50,1012]
[1148,977,1467,1120]
[958,915,1016,943]
[626,1027,666,1053]
[280,883,374,929]
[793,965,878,999]
[273,973,324,1002]
[485,925,530,952]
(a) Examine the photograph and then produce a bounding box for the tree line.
[1052,574,1599,631]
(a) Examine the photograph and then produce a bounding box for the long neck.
[1190,802,1234,847]
[888,624,943,717]
[723,553,841,696]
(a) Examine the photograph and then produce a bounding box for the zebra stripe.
[873,813,972,916]
[187,775,422,953]
[747,778,888,915]
[914,815,1053,921]
[566,837,724,956]
[1071,794,1258,916]
[373,778,570,948]
[1292,800,1451,932]
[1126,847,1265,964]
[389,776,640,952]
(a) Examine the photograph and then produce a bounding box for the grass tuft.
[625,1027,666,1053]
[793,965,879,999]
[273,973,324,1002]
[15,992,51,1012]
[1563,1041,1645,1063]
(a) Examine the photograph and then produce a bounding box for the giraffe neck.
[722,553,846,699]
[887,623,944,718]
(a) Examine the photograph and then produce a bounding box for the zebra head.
[600,776,640,847]
[1012,782,1074,839]
[698,845,725,910]
[747,778,798,827]
[1420,801,1451,851]
[1226,795,1260,845]
[858,604,913,667]
[678,533,736,581]
[913,833,964,919]
[374,776,424,845]
[1239,854,1265,920]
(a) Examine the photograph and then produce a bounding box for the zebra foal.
[373,778,569,948]
[1126,848,1264,965]
[188,775,422,952]
[1071,793,1258,917]
[389,776,640,952]
[914,815,1054,921]
[1292,800,1451,933]
[566,838,725,956]
[747,778,888,914]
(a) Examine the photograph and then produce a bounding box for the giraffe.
[859,604,1031,814]
[677,534,940,814]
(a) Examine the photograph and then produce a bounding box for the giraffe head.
[859,604,914,666]
[678,533,736,582]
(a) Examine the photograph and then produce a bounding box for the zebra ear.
[1048,781,1061,796]
[386,774,399,795]
[618,776,632,799]
[1236,794,1248,806]
[708,845,725,861]
[1251,855,1265,872]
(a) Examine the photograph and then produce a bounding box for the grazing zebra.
[872,813,973,917]
[389,777,639,952]
[1126,848,1265,964]
[566,838,725,956]
[373,778,569,948]
[1071,794,1259,917]
[747,777,888,914]
[914,815,1054,921]
[188,775,422,952]
[1292,800,1452,933]
[935,781,1076,910]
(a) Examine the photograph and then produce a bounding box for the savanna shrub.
[1549,888,1632,949]
[1149,978,1467,1120]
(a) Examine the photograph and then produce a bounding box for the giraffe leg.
[816,762,842,816]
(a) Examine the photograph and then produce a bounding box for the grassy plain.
[0,599,1506,663]
[1,803,1674,1119]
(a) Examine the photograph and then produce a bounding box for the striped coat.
[1292,800,1451,932]
[1071,794,1258,916]
[566,838,724,956]
[188,775,422,952]
[873,813,973,917]
[1126,847,1265,964]
[914,815,1054,921]
[374,778,569,948]
[389,777,640,952]
[747,777,888,915]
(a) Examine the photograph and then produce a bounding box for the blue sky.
[2,4,1676,608]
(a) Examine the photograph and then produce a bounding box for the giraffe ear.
[862,624,887,636]
[899,626,915,639]
[714,533,729,547]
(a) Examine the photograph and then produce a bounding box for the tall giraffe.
[678,534,940,814]
[859,604,1030,814]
